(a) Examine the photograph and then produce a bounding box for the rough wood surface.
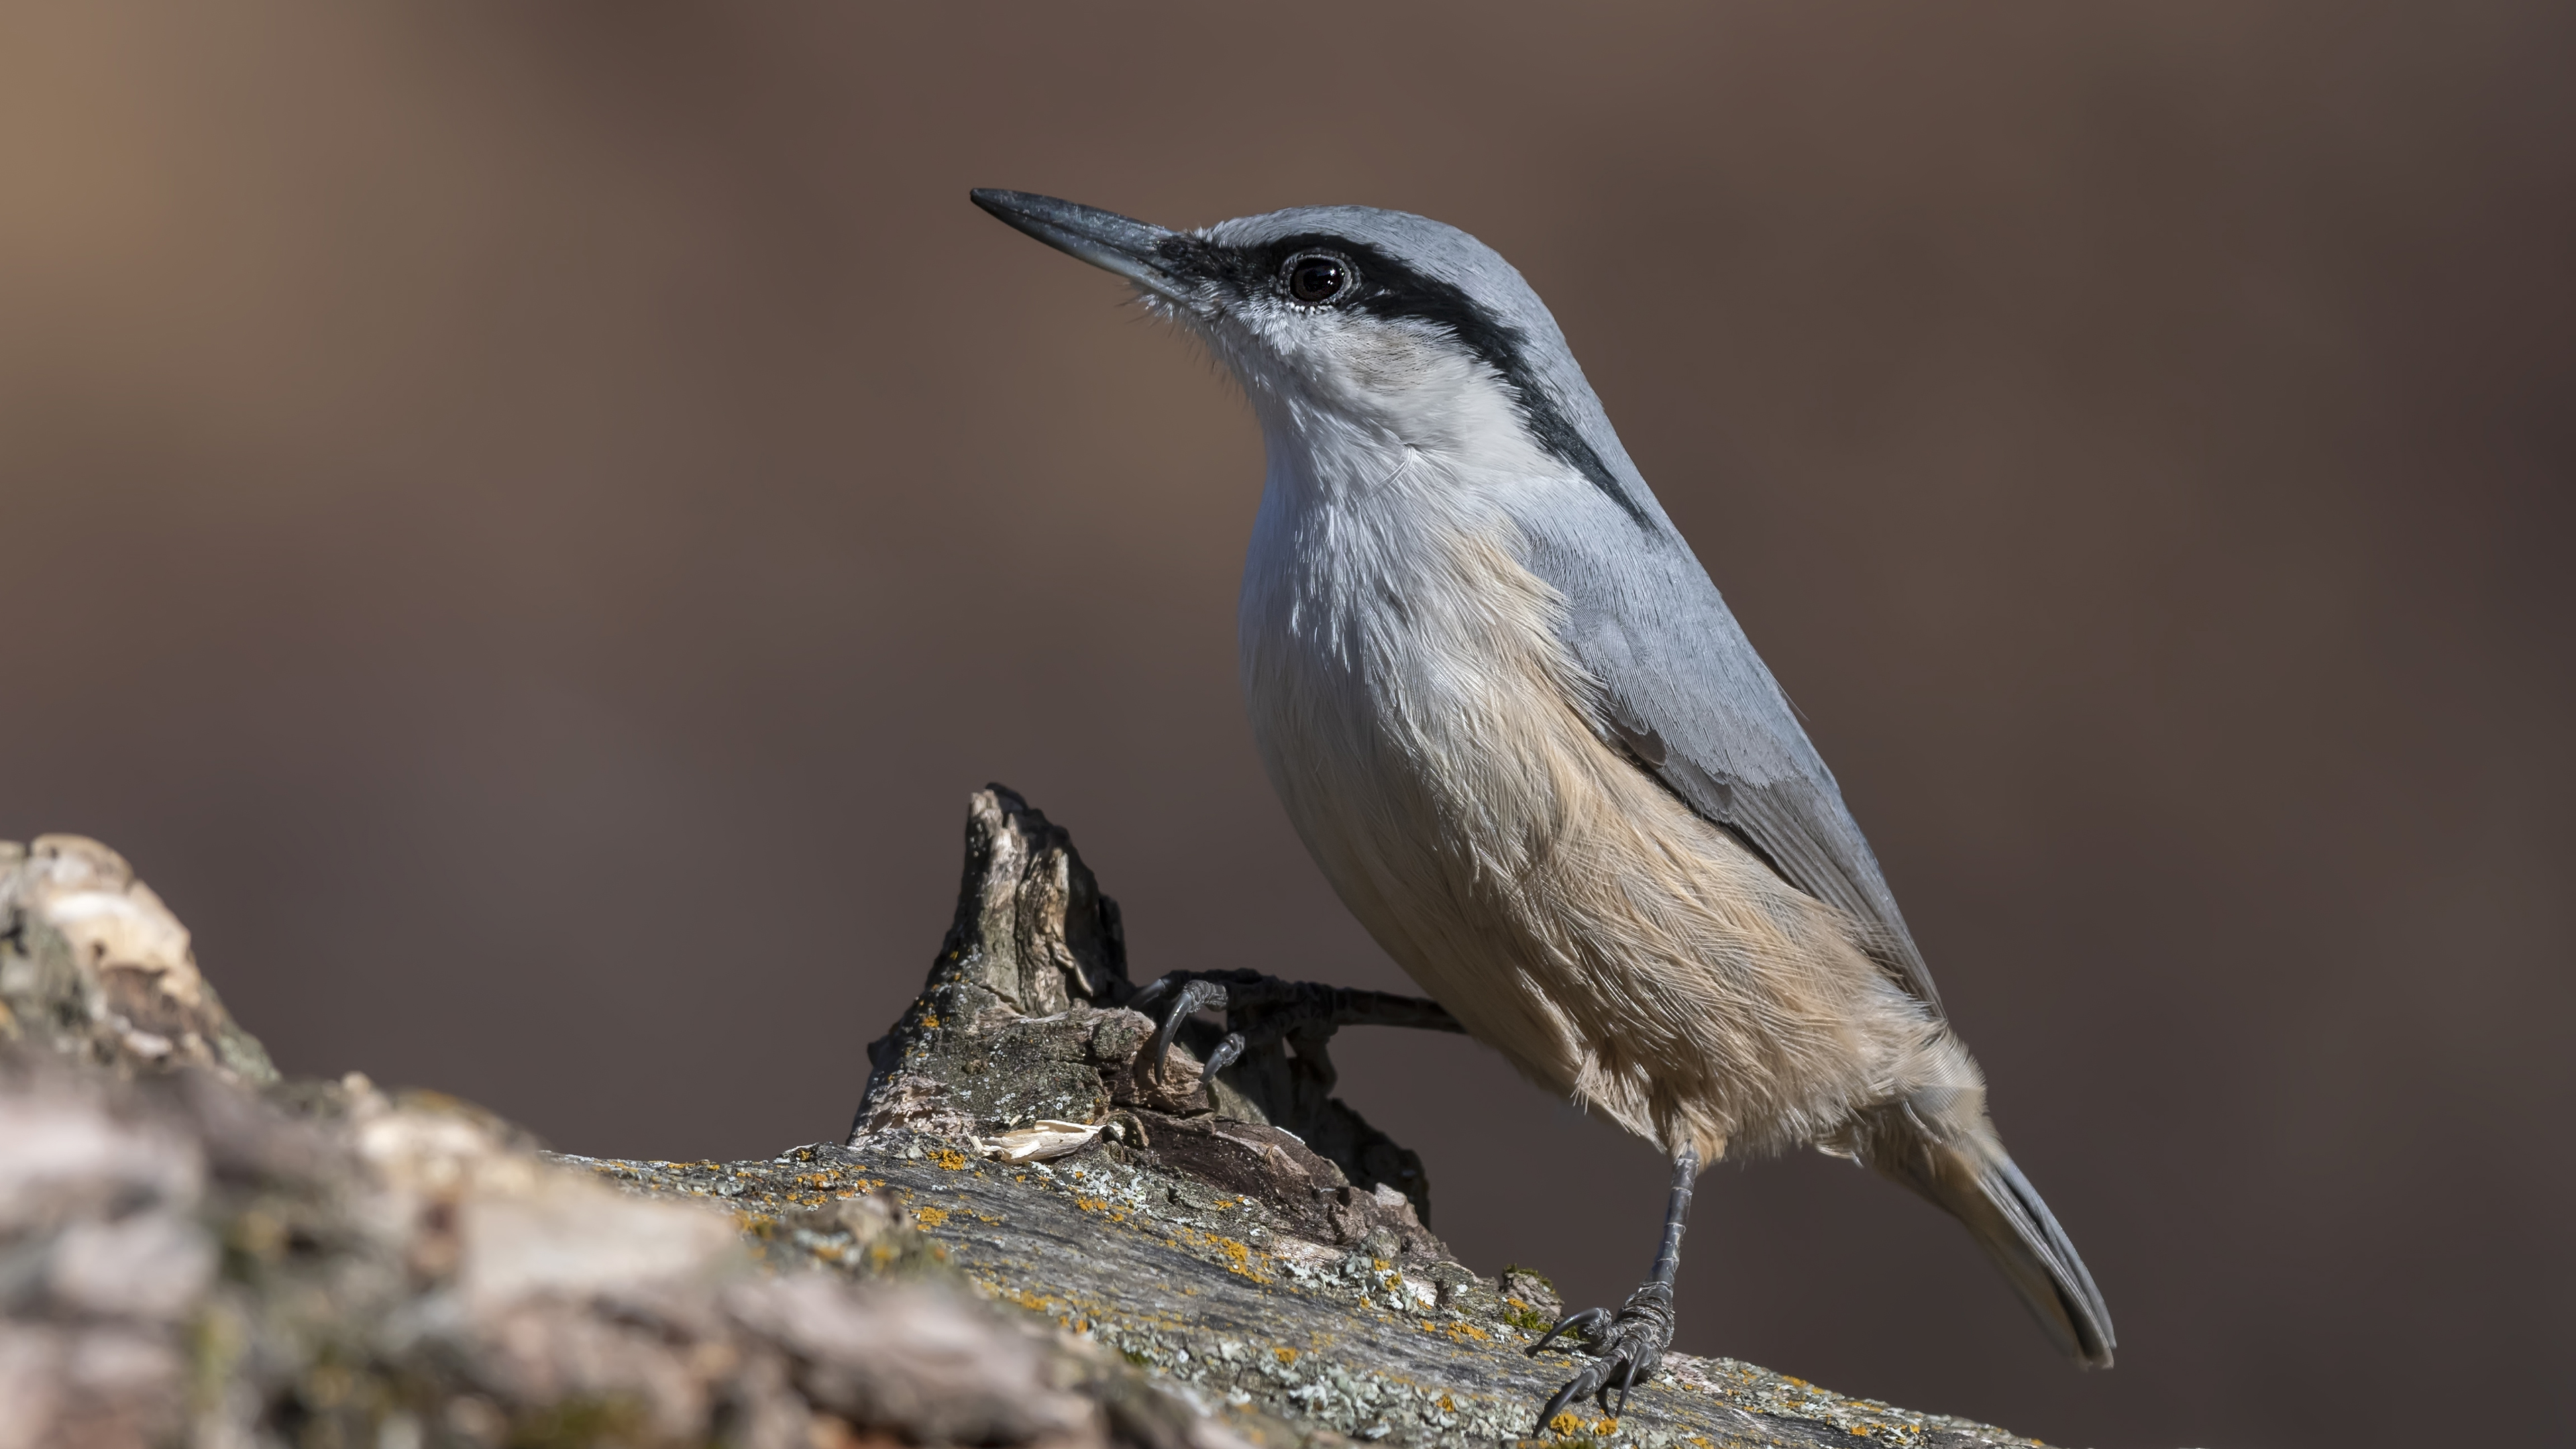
[0,794,2053,1449]
[741,786,2037,1449]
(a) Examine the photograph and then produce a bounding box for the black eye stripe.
[1220,232,1651,529]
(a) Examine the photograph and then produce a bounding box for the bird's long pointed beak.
[970,189,1192,306]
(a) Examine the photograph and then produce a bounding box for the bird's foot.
[1124,969,1462,1083]
[1526,1280,1676,1429]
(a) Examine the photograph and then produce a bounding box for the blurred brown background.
[4,3,2570,1445]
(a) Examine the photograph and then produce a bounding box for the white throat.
[1233,342,1567,676]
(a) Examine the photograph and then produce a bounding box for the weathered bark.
[0,796,2051,1449]
[1,835,276,1084]
[802,787,2041,1449]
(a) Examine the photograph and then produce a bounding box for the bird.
[968,188,2113,1428]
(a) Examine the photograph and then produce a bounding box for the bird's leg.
[1126,969,1463,1082]
[1527,1146,1701,1429]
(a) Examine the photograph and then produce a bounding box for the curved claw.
[1202,1031,1248,1077]
[1525,1306,1610,1358]
[1527,1292,1673,1433]
[1536,1358,1612,1434]
[1130,968,1460,1092]
[1145,978,1229,1079]
[1613,1348,1648,1416]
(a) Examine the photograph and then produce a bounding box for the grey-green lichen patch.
[586,1135,2043,1449]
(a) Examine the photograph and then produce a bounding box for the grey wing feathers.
[1528,524,1945,1016]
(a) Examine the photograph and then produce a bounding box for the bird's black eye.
[1285,253,1352,305]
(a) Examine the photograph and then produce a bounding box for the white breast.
[1236,412,1604,1043]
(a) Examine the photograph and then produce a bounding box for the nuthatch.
[971,190,2113,1425]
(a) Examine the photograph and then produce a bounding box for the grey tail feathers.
[1858,1102,2116,1367]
